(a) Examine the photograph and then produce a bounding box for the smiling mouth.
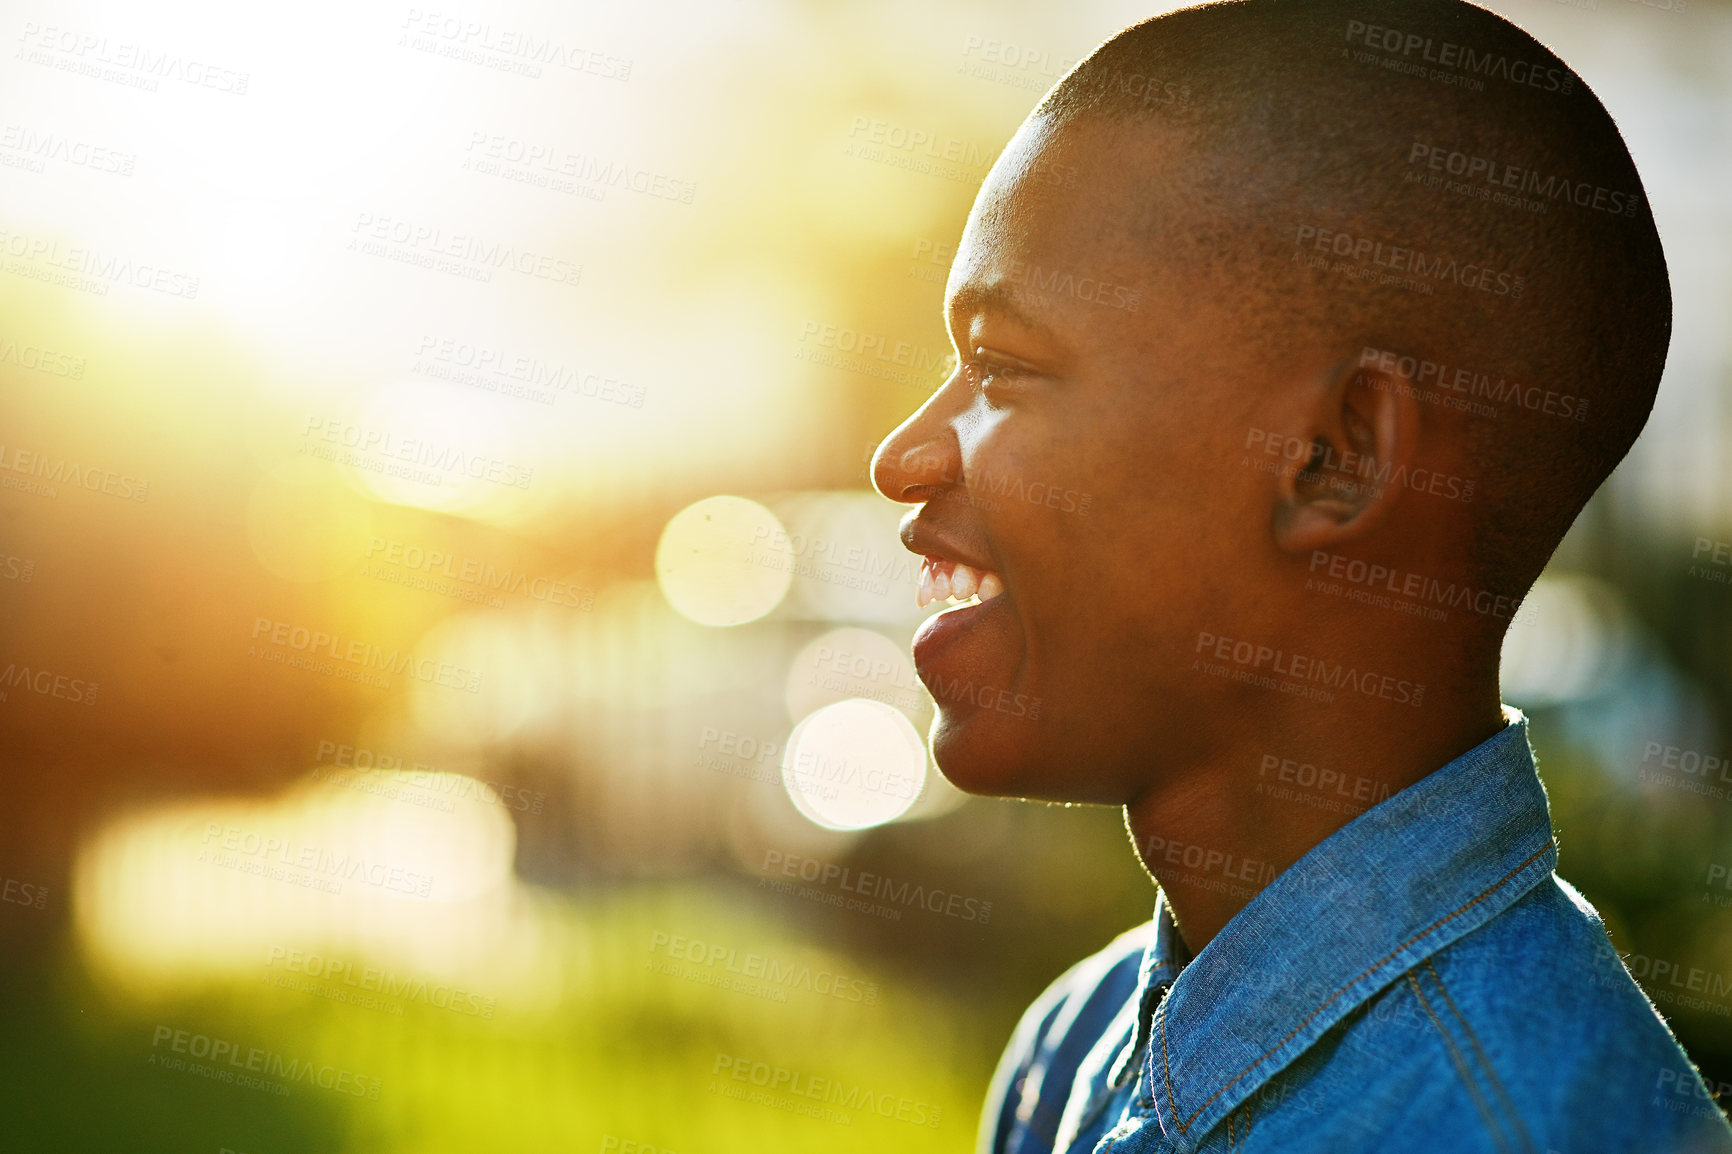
[917,556,1006,609]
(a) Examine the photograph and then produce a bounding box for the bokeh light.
[1500,574,1636,707]
[782,699,928,831]
[785,626,925,722]
[656,495,794,626]
[72,771,531,996]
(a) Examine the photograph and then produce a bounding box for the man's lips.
[900,516,1003,608]
[900,514,1018,695]
[911,586,1012,672]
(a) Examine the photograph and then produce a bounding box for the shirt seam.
[1424,957,1538,1154]
[1163,837,1556,1135]
[1407,970,1514,1154]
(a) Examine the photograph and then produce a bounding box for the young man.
[870,0,1732,1150]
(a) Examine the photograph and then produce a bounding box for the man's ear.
[1271,355,1421,553]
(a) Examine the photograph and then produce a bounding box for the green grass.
[2,882,994,1154]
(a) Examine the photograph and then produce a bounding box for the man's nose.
[871,400,961,504]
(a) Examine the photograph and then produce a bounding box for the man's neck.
[1123,681,1507,954]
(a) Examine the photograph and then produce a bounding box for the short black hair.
[1038,0,1669,600]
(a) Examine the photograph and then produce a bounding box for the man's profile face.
[872,115,1297,804]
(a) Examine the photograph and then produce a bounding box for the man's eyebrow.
[946,281,1060,346]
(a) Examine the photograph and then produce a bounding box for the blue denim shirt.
[981,710,1732,1154]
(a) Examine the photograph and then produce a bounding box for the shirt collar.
[1049,895,1191,1150]
[1139,708,1558,1150]
[1105,893,1188,1090]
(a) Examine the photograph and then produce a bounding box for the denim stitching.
[1165,838,1554,1134]
[1136,977,1172,1109]
[1425,957,1538,1154]
[1158,992,1181,1129]
[1407,970,1514,1154]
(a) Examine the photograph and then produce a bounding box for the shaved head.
[874,0,1664,820]
[1036,0,1668,596]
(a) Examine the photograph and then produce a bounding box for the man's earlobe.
[1271,358,1420,553]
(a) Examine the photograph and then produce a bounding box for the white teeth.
[917,557,1004,609]
[931,567,952,603]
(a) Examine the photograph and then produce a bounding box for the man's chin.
[928,705,1054,799]
[929,703,1128,804]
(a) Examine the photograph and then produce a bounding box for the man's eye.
[963,359,1026,398]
